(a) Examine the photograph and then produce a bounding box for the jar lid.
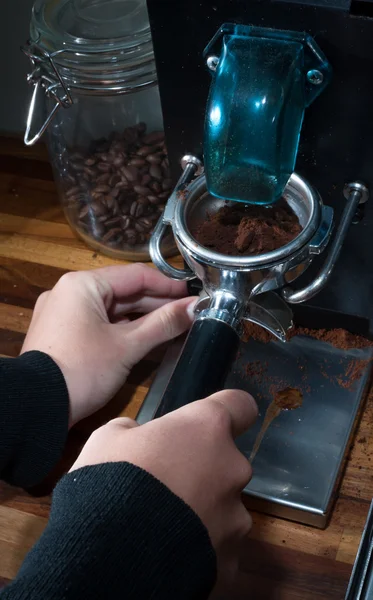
[27,0,157,92]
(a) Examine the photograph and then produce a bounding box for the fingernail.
[186,298,198,321]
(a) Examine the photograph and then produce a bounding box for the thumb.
[122,296,197,365]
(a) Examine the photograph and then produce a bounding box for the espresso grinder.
[138,3,373,529]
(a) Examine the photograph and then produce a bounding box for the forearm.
[0,352,69,487]
[1,462,216,600]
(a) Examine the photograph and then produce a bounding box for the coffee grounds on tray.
[242,321,373,350]
[191,199,302,256]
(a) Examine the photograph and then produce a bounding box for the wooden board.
[0,144,371,598]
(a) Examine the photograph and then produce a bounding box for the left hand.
[22,264,196,426]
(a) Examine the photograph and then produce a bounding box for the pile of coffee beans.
[62,123,173,253]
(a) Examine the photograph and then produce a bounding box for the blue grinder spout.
[203,24,332,205]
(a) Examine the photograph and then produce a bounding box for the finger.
[120,297,196,364]
[207,389,258,438]
[106,417,139,430]
[110,295,193,318]
[91,264,188,304]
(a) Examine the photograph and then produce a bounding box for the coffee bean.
[66,185,81,198]
[102,228,123,243]
[84,166,96,178]
[129,157,146,167]
[96,173,111,184]
[132,185,150,196]
[112,155,125,168]
[109,174,121,186]
[138,217,153,230]
[125,228,138,245]
[91,201,106,217]
[105,216,122,227]
[95,185,111,193]
[121,166,139,182]
[147,195,160,204]
[130,201,138,217]
[150,181,162,194]
[149,164,162,181]
[63,123,175,253]
[120,216,131,230]
[146,153,162,165]
[137,145,154,157]
[143,131,164,145]
[97,162,112,173]
[79,205,90,219]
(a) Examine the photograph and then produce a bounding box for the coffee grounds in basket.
[191,199,302,256]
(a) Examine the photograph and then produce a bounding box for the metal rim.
[173,173,322,268]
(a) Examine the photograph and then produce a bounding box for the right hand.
[71,389,258,589]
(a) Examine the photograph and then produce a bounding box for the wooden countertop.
[0,138,372,598]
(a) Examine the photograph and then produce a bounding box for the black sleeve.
[0,462,217,600]
[0,351,69,487]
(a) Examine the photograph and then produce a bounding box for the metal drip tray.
[137,333,372,528]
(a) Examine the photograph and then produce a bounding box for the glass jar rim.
[28,0,157,91]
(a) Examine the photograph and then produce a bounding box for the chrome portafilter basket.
[149,156,369,417]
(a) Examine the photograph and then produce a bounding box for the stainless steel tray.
[137,333,372,528]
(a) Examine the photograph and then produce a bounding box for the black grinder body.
[146,0,373,336]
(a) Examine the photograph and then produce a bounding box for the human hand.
[70,389,257,588]
[21,264,196,426]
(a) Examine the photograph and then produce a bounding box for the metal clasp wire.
[22,41,73,145]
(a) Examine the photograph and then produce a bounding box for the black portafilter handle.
[154,317,241,418]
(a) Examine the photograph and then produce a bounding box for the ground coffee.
[191,199,301,256]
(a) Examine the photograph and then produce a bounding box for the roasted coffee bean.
[84,166,96,178]
[96,173,111,184]
[105,216,122,227]
[149,165,162,181]
[133,184,151,196]
[146,153,162,165]
[120,216,130,230]
[91,201,107,217]
[97,162,112,173]
[121,166,139,182]
[138,217,152,228]
[66,185,81,198]
[79,205,90,219]
[129,157,146,167]
[130,201,139,217]
[102,228,123,243]
[95,185,111,193]
[136,145,154,157]
[125,228,138,245]
[143,131,164,145]
[63,123,173,252]
[135,222,146,233]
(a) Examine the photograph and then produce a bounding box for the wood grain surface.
[0,138,372,598]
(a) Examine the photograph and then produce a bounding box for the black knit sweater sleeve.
[0,353,217,599]
[1,463,217,599]
[0,351,69,487]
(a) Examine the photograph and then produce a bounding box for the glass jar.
[23,0,175,261]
